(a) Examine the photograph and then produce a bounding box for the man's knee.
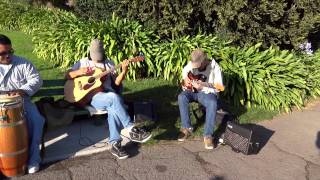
[204,99,217,110]
[178,92,189,103]
[102,92,119,101]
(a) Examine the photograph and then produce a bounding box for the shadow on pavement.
[210,176,224,180]
[124,141,141,158]
[243,123,275,153]
[316,131,320,150]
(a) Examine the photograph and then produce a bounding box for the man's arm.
[114,60,129,86]
[182,63,193,89]
[65,61,90,80]
[213,63,224,92]
[18,62,43,96]
[65,68,89,80]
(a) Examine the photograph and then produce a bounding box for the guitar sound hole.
[88,77,95,84]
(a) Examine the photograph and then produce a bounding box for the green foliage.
[30,12,158,80]
[1,1,157,79]
[0,30,65,80]
[153,34,230,81]
[0,1,29,31]
[73,0,320,50]
[73,0,114,20]
[207,0,320,49]
[218,43,308,111]
[303,51,320,98]
[74,0,199,39]
[2,1,320,112]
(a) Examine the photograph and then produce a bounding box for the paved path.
[8,101,320,180]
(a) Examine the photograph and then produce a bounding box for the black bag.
[223,121,259,155]
[36,97,75,130]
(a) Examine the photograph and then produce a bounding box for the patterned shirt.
[0,55,42,97]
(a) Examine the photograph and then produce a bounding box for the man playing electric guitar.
[178,49,224,149]
[65,39,151,159]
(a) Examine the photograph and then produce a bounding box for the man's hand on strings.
[191,81,204,90]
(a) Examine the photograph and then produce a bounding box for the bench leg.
[40,122,48,161]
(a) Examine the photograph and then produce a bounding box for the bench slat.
[42,79,65,87]
[34,89,64,97]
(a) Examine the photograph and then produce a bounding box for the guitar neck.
[198,81,224,91]
[94,63,122,79]
[93,56,144,80]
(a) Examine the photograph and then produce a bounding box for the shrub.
[0,0,29,30]
[72,0,320,50]
[218,44,308,111]
[2,0,320,112]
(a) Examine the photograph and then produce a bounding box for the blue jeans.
[24,98,45,166]
[91,92,133,143]
[178,91,218,137]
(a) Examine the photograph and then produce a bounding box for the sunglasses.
[0,49,14,56]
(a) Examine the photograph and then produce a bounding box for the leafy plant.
[2,0,320,112]
[218,44,308,111]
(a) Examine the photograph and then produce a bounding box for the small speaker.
[223,121,259,155]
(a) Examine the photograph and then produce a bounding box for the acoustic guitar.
[182,71,225,92]
[64,56,144,105]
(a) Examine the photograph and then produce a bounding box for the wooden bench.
[34,79,107,116]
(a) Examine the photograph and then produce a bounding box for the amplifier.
[223,121,259,155]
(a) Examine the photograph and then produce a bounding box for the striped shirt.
[0,55,42,97]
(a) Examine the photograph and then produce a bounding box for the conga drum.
[0,95,28,177]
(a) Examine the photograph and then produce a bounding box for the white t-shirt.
[71,57,118,92]
[182,59,224,94]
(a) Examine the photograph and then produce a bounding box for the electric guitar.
[64,56,144,106]
[182,71,225,92]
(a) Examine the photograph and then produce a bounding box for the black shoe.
[122,127,152,143]
[110,141,129,160]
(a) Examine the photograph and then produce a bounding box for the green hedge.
[73,0,320,50]
[1,0,320,112]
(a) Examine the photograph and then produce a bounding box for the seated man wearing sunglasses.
[0,34,45,174]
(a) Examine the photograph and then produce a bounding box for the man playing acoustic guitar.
[65,39,151,159]
[178,49,224,149]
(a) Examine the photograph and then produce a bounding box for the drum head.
[0,95,22,106]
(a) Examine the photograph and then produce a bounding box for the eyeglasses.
[0,49,14,56]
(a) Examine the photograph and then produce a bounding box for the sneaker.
[110,141,129,160]
[177,128,193,142]
[204,136,214,150]
[121,127,152,143]
[27,164,40,174]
